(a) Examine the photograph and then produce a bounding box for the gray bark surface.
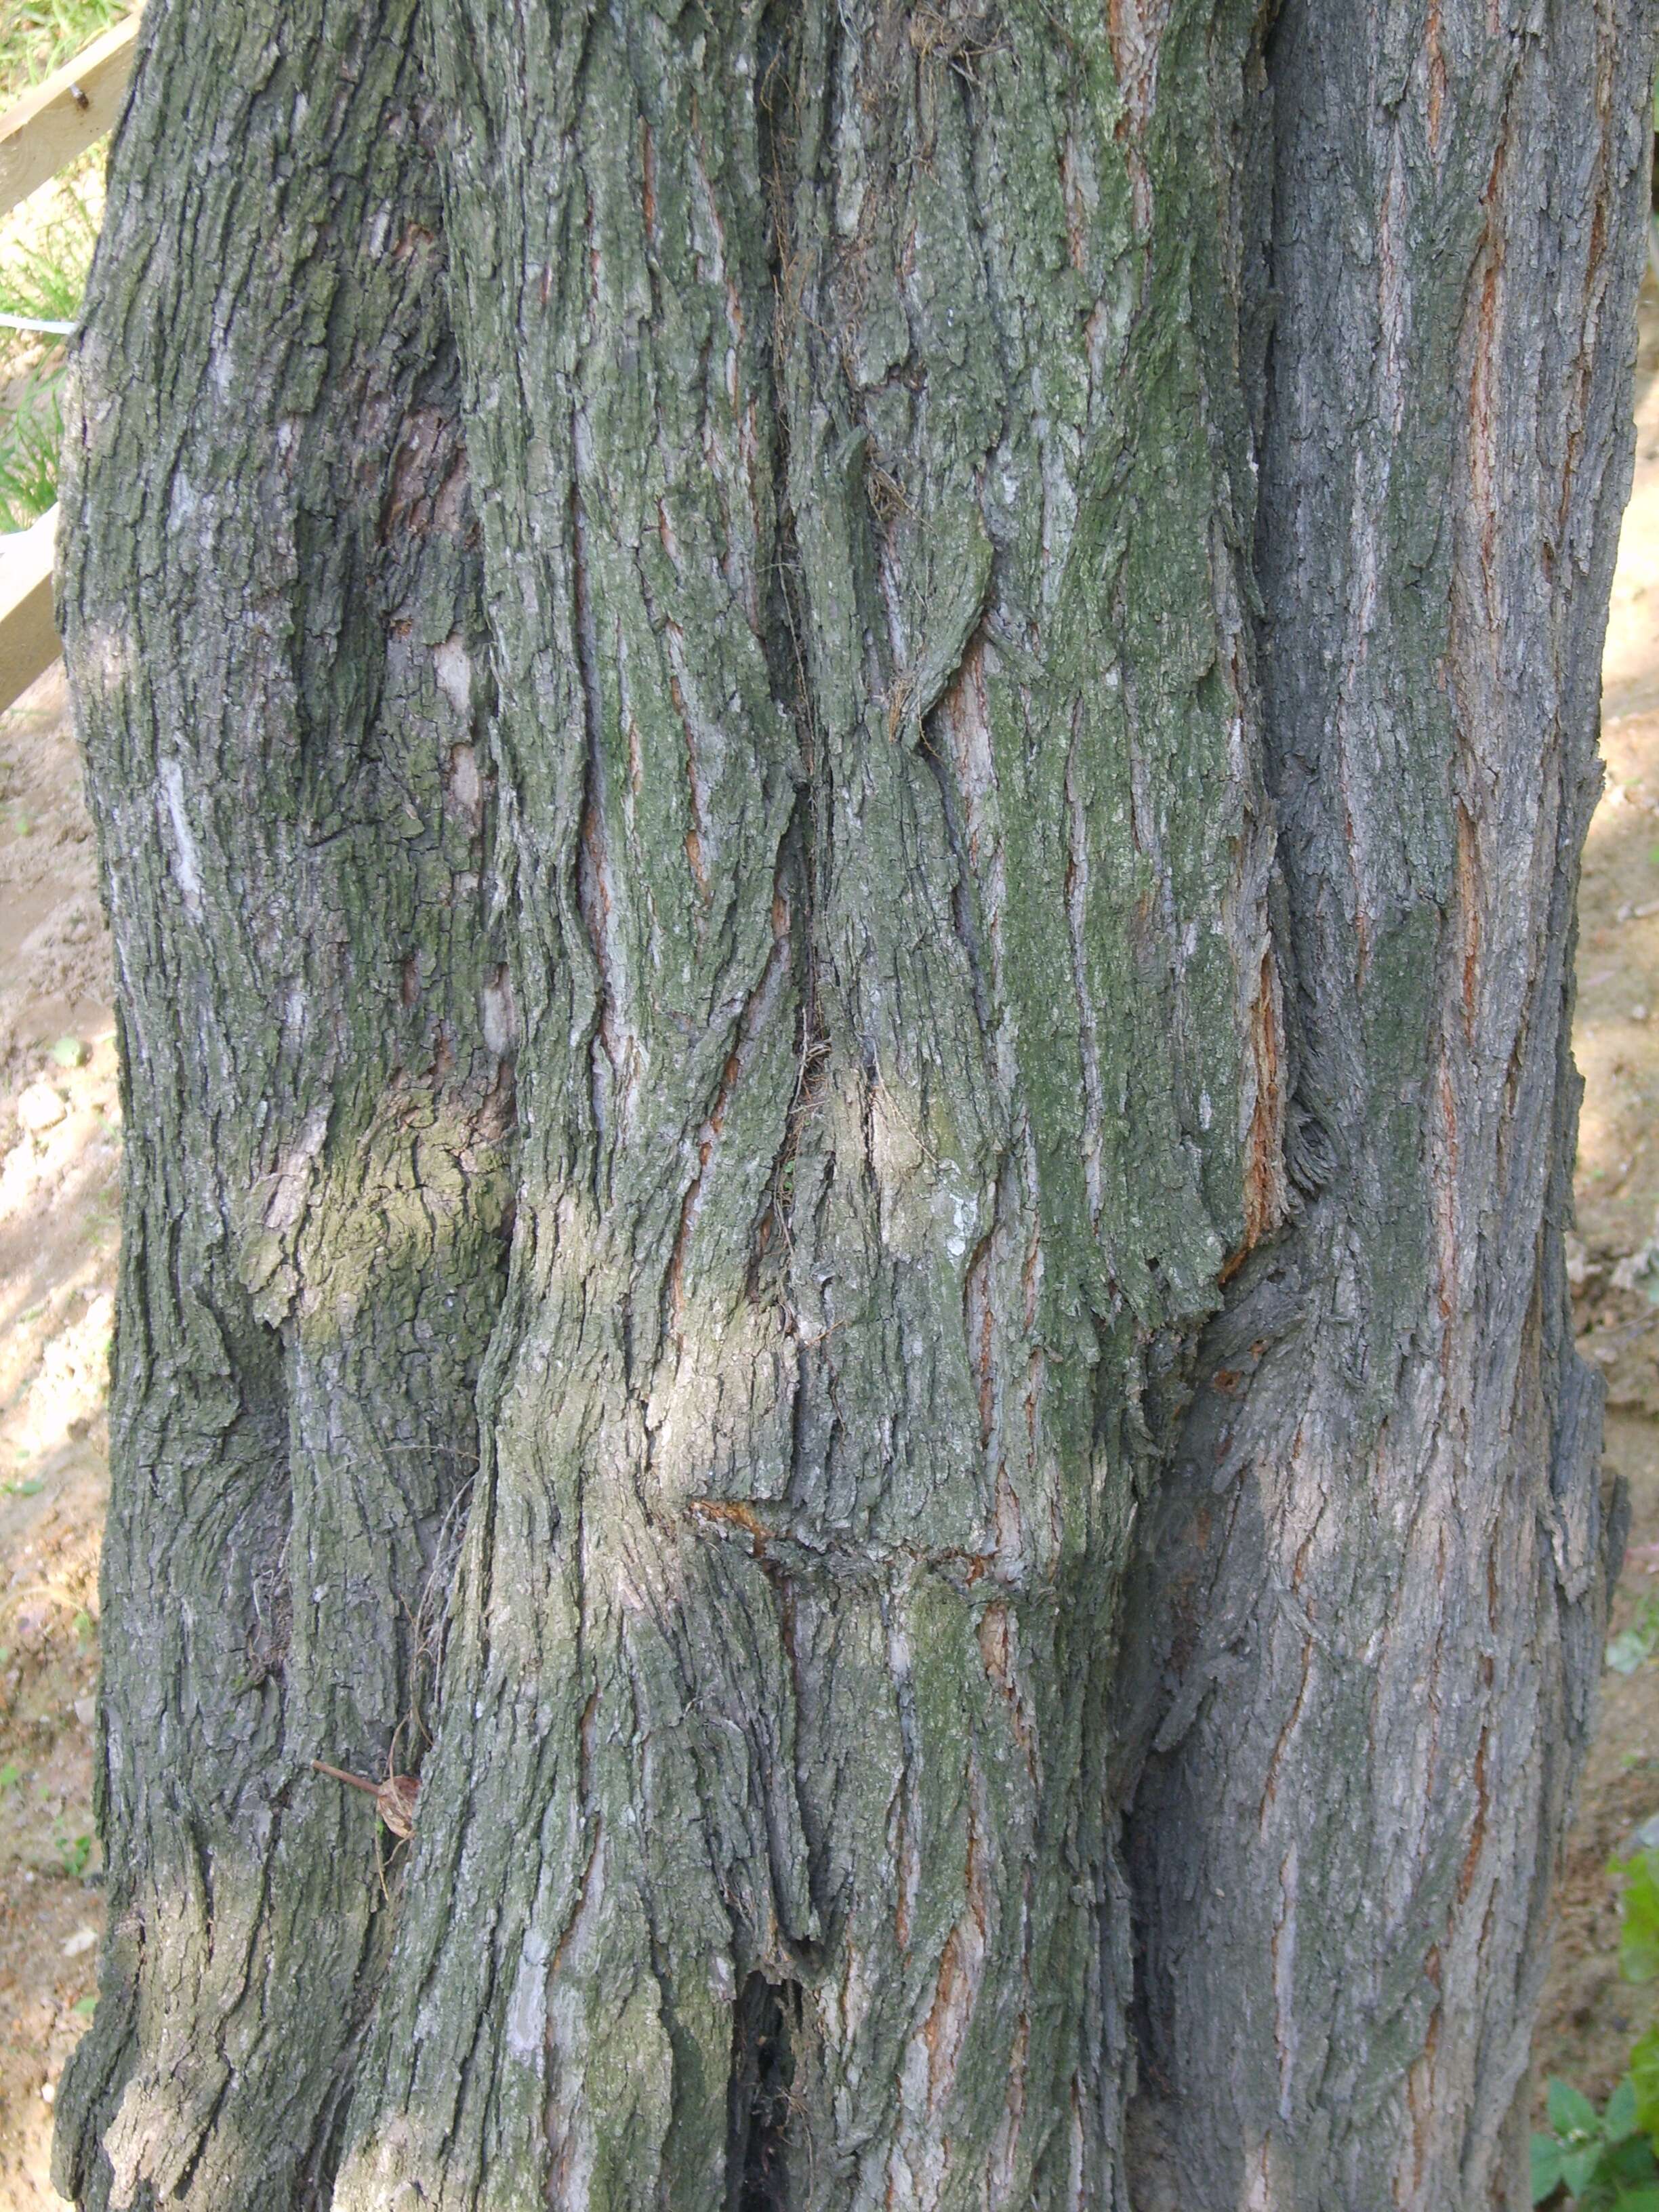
[1122,5,1649,2203]
[48,2,1654,2209]
[51,7,512,2205]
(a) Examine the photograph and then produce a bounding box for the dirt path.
[0,278,1654,2212]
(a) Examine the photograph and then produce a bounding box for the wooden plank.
[0,508,59,714]
[0,15,139,218]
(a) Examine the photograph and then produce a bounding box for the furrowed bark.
[1118,3,1653,2206]
[52,4,512,2206]
[333,4,1279,2206]
[50,0,1655,2208]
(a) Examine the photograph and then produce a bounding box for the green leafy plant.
[1534,1853,1659,2204]
[1532,2076,1659,2207]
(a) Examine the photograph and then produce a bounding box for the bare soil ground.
[1528,279,1659,2111]
[0,661,117,2207]
[0,259,1654,2212]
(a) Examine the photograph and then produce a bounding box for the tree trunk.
[50,3,1653,2209]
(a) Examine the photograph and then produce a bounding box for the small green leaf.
[1603,2129,1659,2185]
[1619,1855,1659,1984]
[1551,2078,1603,2140]
[0,1762,19,1790]
[1608,2190,1659,2212]
[1609,2079,1641,2139]
[1533,2133,1567,2203]
[72,1607,91,1641]
[3,1476,44,1497]
[47,1036,85,1068]
[1629,2027,1659,2140]
[1564,2144,1605,2196]
[70,1994,96,2018]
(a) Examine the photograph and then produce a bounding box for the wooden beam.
[0,508,59,714]
[0,14,139,219]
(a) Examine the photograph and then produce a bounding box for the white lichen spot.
[434,632,472,720]
[264,1105,329,1232]
[944,1188,979,1261]
[481,968,516,1057]
[159,758,203,916]
[81,620,133,701]
[167,472,198,533]
[448,743,480,819]
[506,1929,550,2061]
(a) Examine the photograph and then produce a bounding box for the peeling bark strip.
[52,2,1651,2209]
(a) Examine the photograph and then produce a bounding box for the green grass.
[0,188,98,529]
[0,0,128,97]
[0,187,98,325]
[0,7,125,528]
[0,370,62,530]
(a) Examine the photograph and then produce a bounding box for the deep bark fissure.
[726,1973,799,2212]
